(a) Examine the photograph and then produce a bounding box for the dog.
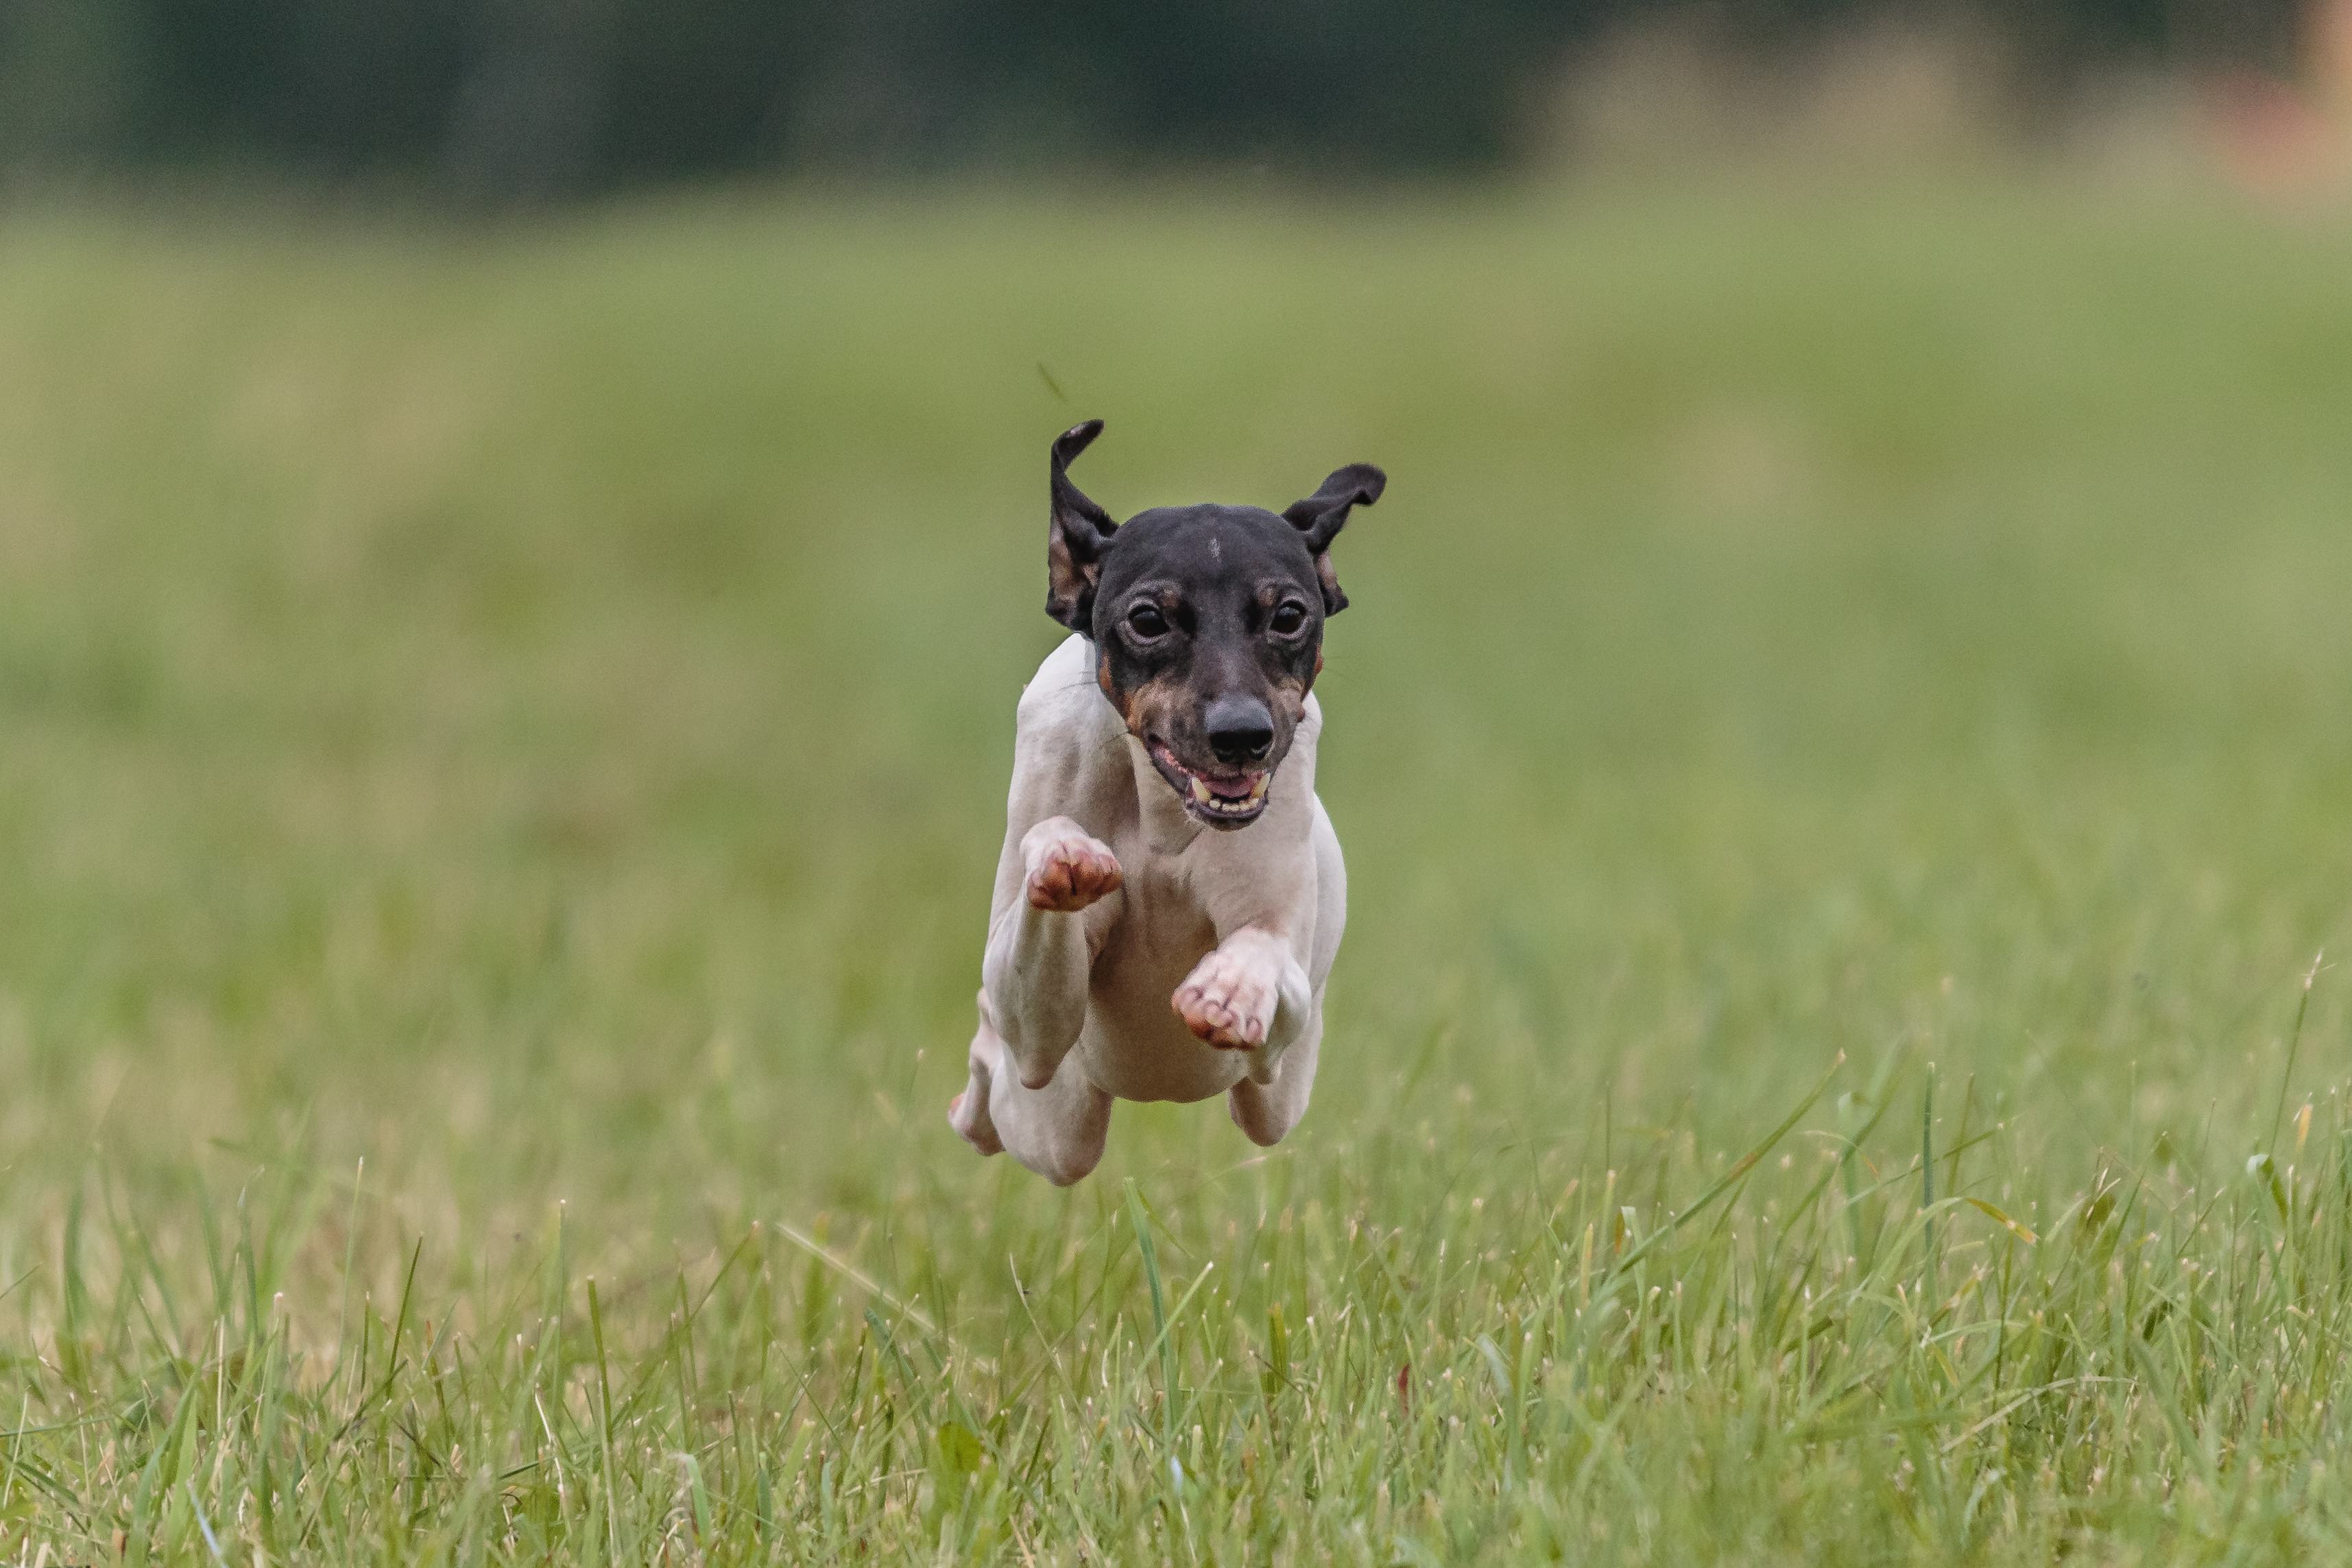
[948,420,1383,1184]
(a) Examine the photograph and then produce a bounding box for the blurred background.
[1,0,2350,1286]
[0,0,2346,196]
[9,9,2352,1552]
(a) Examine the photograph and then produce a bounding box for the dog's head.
[1042,420,1383,830]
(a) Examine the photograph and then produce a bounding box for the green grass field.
[2,171,2351,1563]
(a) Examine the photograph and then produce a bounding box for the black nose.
[1204,694,1275,765]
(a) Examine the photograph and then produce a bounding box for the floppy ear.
[1046,420,1117,632]
[1282,462,1384,615]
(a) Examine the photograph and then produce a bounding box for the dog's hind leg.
[951,1001,1113,1185]
[948,993,1008,1157]
[1226,1003,1322,1147]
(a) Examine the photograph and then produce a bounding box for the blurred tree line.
[0,0,2307,198]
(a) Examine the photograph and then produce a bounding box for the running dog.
[949,420,1382,1183]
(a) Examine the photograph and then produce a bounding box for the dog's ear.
[1282,463,1383,615]
[1047,419,1117,632]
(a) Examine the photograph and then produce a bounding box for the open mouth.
[1147,740,1271,827]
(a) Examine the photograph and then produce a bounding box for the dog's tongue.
[1208,773,1258,799]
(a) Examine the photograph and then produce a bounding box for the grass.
[1,168,2351,1561]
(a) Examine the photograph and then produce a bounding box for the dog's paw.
[1173,946,1277,1050]
[950,1030,1005,1155]
[948,1089,1003,1157]
[1023,821,1123,913]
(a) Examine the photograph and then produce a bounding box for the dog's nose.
[1205,695,1275,765]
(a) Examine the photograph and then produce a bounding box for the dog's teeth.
[1190,778,1211,804]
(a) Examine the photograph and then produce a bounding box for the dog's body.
[947,633,1346,1182]
[948,422,1382,1184]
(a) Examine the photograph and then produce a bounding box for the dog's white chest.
[955,635,1347,1181]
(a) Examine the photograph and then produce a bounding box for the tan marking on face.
[1270,676,1308,727]
[1122,674,1187,744]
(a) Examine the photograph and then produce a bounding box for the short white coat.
[949,634,1346,1183]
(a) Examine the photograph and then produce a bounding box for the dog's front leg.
[982,816,1122,1089]
[1172,928,1314,1087]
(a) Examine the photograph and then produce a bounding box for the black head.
[1044,420,1384,829]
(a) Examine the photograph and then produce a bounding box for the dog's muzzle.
[1147,740,1272,827]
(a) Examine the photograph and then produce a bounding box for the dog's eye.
[1127,603,1169,639]
[1269,602,1309,636]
